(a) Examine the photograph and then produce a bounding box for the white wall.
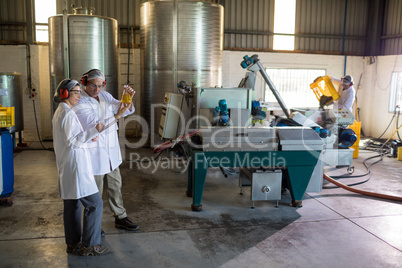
[359,55,402,139]
[2,44,400,142]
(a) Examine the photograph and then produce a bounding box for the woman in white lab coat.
[52,78,109,256]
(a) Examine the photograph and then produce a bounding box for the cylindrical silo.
[48,8,119,112]
[140,0,224,135]
[0,73,24,133]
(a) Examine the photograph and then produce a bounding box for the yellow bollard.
[349,121,361,159]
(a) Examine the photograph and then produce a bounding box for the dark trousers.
[63,192,103,247]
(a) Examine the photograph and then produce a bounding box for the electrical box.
[328,108,355,125]
[159,93,183,139]
[239,167,282,203]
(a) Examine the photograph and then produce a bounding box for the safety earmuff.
[60,88,69,99]
[81,69,106,87]
[81,75,88,86]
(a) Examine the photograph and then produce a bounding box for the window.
[265,68,326,108]
[273,0,296,51]
[389,72,402,113]
[34,0,56,42]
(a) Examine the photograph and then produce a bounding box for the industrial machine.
[240,55,290,118]
[187,126,323,211]
[241,54,357,189]
[157,54,357,211]
[0,105,15,203]
[158,83,323,210]
[390,140,402,158]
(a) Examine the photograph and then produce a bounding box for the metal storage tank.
[48,7,119,112]
[0,73,24,133]
[140,0,224,134]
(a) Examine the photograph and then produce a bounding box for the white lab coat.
[74,90,135,175]
[52,103,100,200]
[337,85,356,113]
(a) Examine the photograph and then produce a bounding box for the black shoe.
[115,217,139,231]
[66,242,81,254]
[101,229,106,237]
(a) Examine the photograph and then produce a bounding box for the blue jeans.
[63,192,103,247]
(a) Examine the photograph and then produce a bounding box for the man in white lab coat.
[52,78,109,256]
[74,69,138,234]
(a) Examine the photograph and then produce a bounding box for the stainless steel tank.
[140,0,224,134]
[48,8,119,111]
[0,72,24,133]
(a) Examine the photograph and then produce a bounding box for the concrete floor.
[1,142,402,267]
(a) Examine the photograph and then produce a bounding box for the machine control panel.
[159,92,183,139]
[328,109,355,125]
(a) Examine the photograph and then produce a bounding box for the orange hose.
[323,174,402,202]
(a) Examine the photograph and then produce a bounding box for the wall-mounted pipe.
[342,0,348,76]
[126,0,130,85]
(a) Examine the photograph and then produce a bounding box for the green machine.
[186,126,324,211]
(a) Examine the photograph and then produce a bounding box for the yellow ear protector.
[81,69,106,87]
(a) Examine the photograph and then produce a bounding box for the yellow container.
[0,106,15,128]
[398,147,402,161]
[349,120,361,159]
[121,93,132,104]
[310,75,340,102]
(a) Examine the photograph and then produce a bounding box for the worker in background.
[336,75,356,113]
[52,78,109,256]
[319,75,356,113]
[74,69,138,236]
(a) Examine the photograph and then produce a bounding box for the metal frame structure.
[1,0,401,55]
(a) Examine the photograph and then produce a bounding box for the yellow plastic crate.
[0,107,15,128]
[349,120,361,159]
[310,75,340,102]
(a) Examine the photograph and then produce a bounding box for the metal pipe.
[224,30,365,40]
[126,0,130,84]
[255,60,290,118]
[380,34,402,39]
[342,0,348,76]
[173,0,178,92]
[342,0,348,55]
[62,6,69,78]
[25,0,34,44]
